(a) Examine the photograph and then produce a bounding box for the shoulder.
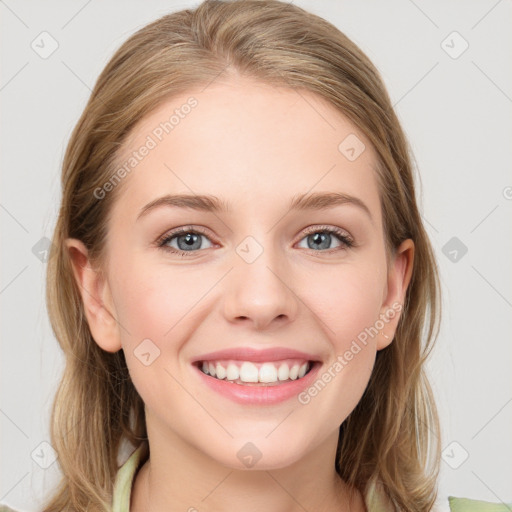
[363,478,512,512]
[0,505,20,512]
[448,495,512,511]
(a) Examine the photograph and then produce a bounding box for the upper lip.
[192,347,321,364]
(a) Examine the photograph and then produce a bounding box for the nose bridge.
[222,234,298,328]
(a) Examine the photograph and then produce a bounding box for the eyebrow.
[136,192,372,221]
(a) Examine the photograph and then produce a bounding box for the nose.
[222,243,299,331]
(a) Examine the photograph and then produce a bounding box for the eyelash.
[156,225,355,257]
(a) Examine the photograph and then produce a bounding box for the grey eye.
[297,231,343,251]
[166,232,213,251]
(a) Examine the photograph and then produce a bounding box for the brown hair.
[44,1,441,510]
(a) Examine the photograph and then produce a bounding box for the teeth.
[259,363,278,383]
[239,361,259,382]
[289,364,299,380]
[277,363,289,381]
[226,363,239,380]
[199,359,312,384]
[215,363,226,380]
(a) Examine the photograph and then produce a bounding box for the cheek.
[109,257,210,409]
[293,261,386,418]
[298,260,386,347]
[110,255,210,342]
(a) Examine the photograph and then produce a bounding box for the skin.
[67,75,413,512]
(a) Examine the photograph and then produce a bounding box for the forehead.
[110,76,381,222]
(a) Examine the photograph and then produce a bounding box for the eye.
[157,227,214,256]
[296,226,354,252]
[156,225,354,257]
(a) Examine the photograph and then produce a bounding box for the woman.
[1,1,505,511]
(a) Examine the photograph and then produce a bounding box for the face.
[68,75,413,471]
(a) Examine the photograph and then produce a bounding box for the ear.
[65,238,122,353]
[377,238,414,350]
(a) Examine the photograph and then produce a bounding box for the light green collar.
[112,442,148,512]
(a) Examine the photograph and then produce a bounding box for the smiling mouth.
[194,359,316,386]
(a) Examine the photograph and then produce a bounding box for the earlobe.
[377,239,415,350]
[65,238,122,353]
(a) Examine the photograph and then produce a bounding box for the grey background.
[1,1,511,510]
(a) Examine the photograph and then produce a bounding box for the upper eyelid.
[298,226,355,248]
[157,226,214,245]
[301,224,351,236]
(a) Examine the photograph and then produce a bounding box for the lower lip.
[192,362,321,405]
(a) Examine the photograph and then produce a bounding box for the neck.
[130,418,365,512]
